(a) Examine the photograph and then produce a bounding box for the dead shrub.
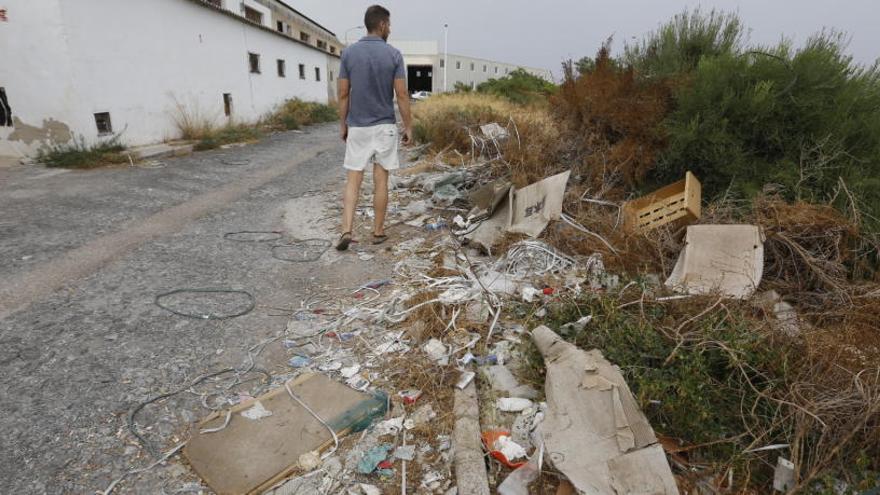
[552,41,672,195]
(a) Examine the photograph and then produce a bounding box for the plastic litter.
[240,401,273,420]
[494,435,527,461]
[560,315,592,335]
[398,389,422,405]
[455,371,476,390]
[297,451,321,470]
[404,404,436,430]
[773,457,796,492]
[521,286,541,303]
[394,445,417,461]
[346,374,370,391]
[423,339,448,364]
[357,444,393,474]
[497,398,533,412]
[497,443,544,495]
[375,416,405,437]
[481,430,526,469]
[288,356,311,368]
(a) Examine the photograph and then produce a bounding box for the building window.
[248,52,260,73]
[317,40,327,50]
[298,63,306,79]
[330,46,336,54]
[315,67,321,81]
[440,59,445,68]
[494,66,498,74]
[505,68,509,74]
[330,70,334,82]
[94,112,112,135]
[483,64,487,72]
[0,87,11,127]
[470,62,474,71]
[223,93,233,117]
[277,59,286,77]
[276,20,283,32]
[455,61,461,70]
[243,5,262,24]
[300,32,310,43]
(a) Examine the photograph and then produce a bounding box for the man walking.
[336,4,412,251]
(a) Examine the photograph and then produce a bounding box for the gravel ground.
[0,124,398,494]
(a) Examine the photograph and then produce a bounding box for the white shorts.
[343,124,400,171]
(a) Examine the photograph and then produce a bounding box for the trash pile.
[122,121,880,494]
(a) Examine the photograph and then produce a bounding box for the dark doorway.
[407,65,432,93]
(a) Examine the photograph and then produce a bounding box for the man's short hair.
[364,5,390,32]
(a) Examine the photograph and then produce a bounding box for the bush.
[623,8,745,78]
[268,98,338,130]
[476,68,556,105]
[38,135,130,169]
[553,42,672,190]
[192,124,263,151]
[656,32,880,212]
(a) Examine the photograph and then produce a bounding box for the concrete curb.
[453,380,490,495]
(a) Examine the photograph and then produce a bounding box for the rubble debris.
[468,179,513,222]
[497,398,534,413]
[773,457,796,492]
[483,365,539,399]
[297,451,321,470]
[288,355,311,368]
[480,122,509,140]
[360,483,382,495]
[665,225,764,299]
[623,171,701,232]
[423,338,449,364]
[404,403,436,430]
[755,290,802,336]
[398,389,422,405]
[394,445,417,461]
[531,326,679,494]
[560,315,592,334]
[433,184,462,205]
[497,443,544,495]
[240,401,273,420]
[455,370,476,390]
[375,416,405,437]
[453,380,492,495]
[184,374,387,495]
[508,170,571,237]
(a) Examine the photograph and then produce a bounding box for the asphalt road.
[0,124,393,493]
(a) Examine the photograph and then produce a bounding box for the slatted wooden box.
[623,171,701,232]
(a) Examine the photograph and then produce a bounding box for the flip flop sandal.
[336,232,353,251]
[372,234,389,245]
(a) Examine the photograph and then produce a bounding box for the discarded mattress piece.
[531,326,679,495]
[184,373,386,495]
[623,171,701,232]
[665,224,764,299]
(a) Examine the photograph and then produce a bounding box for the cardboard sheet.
[508,170,571,237]
[531,326,678,495]
[665,224,764,299]
[184,373,385,495]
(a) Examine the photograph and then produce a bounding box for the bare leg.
[372,163,389,236]
[341,169,364,235]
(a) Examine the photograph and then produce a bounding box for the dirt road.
[0,125,394,493]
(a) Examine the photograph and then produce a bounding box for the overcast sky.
[296,0,878,78]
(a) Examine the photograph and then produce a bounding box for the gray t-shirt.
[339,35,406,127]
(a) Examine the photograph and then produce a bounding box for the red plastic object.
[543,287,555,295]
[378,460,394,469]
[480,430,526,469]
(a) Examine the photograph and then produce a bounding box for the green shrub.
[656,33,880,212]
[624,8,745,78]
[38,135,130,169]
[476,68,556,105]
[453,81,472,93]
[193,124,263,151]
[268,98,338,131]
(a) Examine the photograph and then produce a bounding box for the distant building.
[0,0,342,158]
[389,40,552,95]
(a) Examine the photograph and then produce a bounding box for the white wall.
[0,0,335,157]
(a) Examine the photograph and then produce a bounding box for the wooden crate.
[623,171,701,232]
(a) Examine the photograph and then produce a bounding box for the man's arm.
[393,78,412,145]
[338,78,350,141]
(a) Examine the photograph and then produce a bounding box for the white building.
[389,41,553,94]
[0,0,342,158]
